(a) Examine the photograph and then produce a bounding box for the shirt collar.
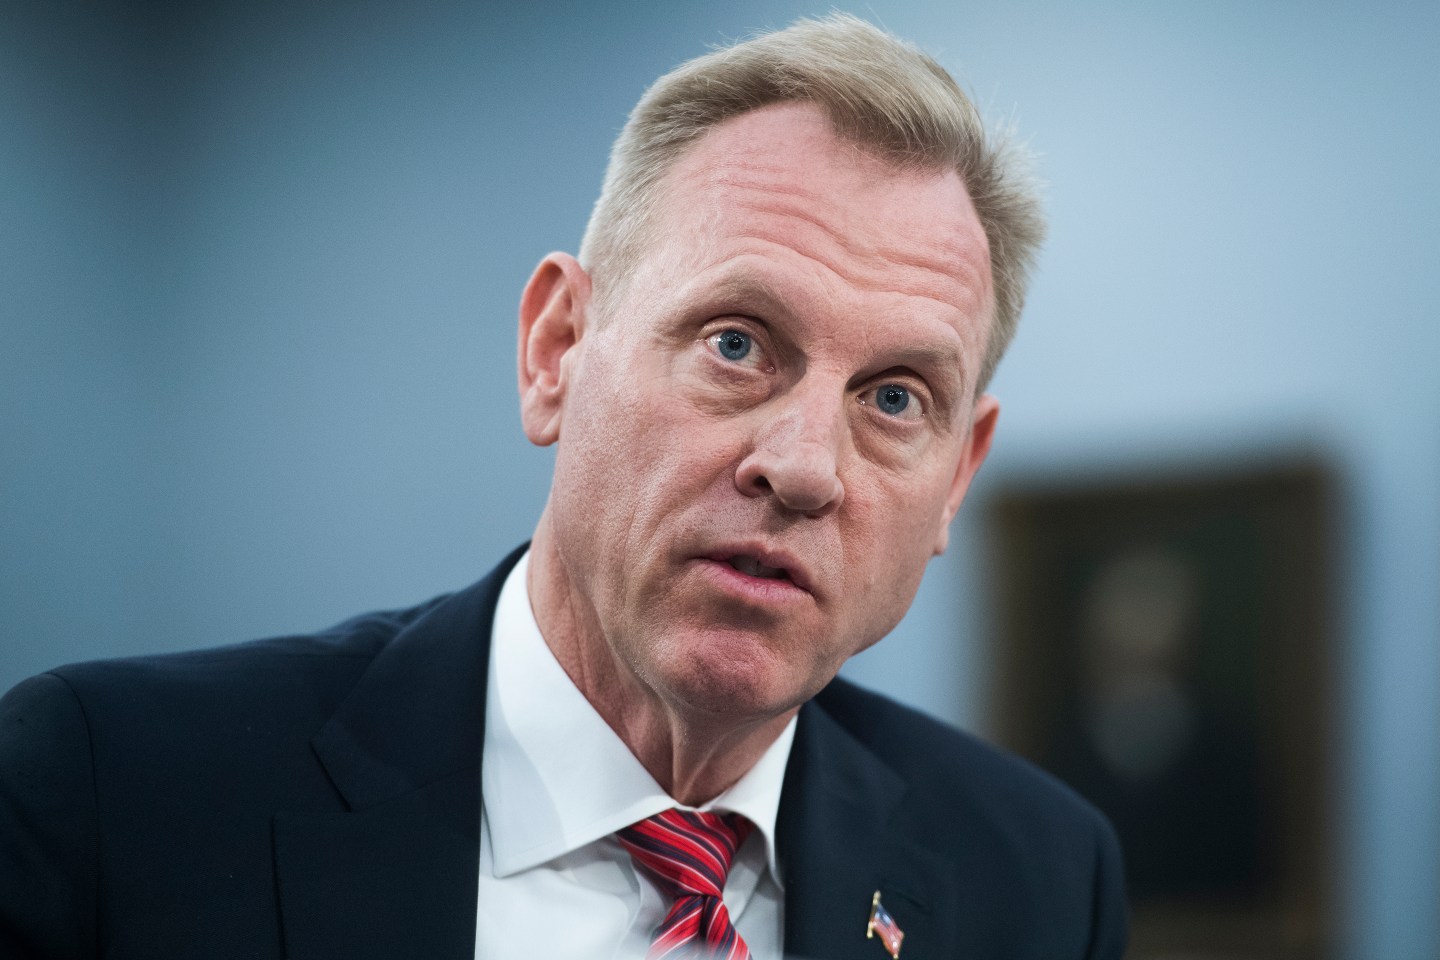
[481,550,795,883]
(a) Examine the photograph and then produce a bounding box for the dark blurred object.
[987,460,1335,960]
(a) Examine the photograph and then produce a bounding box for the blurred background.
[3,1,1436,956]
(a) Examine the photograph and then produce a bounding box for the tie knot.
[617,809,753,899]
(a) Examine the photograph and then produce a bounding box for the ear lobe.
[931,393,1000,556]
[517,253,591,446]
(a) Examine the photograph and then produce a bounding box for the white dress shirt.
[475,551,796,959]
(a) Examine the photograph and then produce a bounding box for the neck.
[526,518,796,807]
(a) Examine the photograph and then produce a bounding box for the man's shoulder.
[810,676,1111,838]
[7,546,520,766]
[4,590,463,749]
[47,592,452,701]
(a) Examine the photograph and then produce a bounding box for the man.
[1,14,1126,960]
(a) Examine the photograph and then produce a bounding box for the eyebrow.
[697,273,801,328]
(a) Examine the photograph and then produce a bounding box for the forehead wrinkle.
[705,178,991,319]
[723,226,990,342]
[700,144,990,247]
[663,129,993,305]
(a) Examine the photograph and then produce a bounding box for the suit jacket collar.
[308,545,520,811]
[273,544,524,959]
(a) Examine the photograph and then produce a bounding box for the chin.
[644,628,829,723]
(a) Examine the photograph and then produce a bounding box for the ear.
[517,252,592,446]
[931,392,999,556]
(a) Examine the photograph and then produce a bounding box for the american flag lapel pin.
[866,890,905,958]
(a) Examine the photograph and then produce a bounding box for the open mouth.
[726,555,790,581]
[702,546,813,597]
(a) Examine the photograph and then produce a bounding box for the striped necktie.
[616,809,755,960]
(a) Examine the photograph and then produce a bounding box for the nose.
[734,390,846,516]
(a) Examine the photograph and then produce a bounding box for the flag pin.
[866,890,905,958]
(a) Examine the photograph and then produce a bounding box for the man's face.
[524,102,998,723]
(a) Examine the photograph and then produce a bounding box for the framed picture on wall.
[986,460,1334,959]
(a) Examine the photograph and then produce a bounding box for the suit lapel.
[780,696,957,960]
[272,546,524,960]
[270,544,953,959]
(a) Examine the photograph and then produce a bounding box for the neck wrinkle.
[527,512,796,806]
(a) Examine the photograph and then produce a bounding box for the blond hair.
[578,13,1045,391]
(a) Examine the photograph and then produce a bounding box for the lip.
[698,544,816,598]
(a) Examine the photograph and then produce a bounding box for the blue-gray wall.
[4,3,1436,956]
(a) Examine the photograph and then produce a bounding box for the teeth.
[729,556,787,579]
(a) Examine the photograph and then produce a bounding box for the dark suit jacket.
[1,545,1126,959]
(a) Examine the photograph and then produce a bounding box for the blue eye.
[874,384,912,416]
[714,330,752,362]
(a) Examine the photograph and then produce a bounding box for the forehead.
[637,103,995,352]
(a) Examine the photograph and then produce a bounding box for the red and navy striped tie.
[617,809,755,960]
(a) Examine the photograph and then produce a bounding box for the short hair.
[578,13,1045,392]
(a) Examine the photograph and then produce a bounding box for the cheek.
[840,473,952,602]
[561,355,742,538]
[853,462,953,543]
